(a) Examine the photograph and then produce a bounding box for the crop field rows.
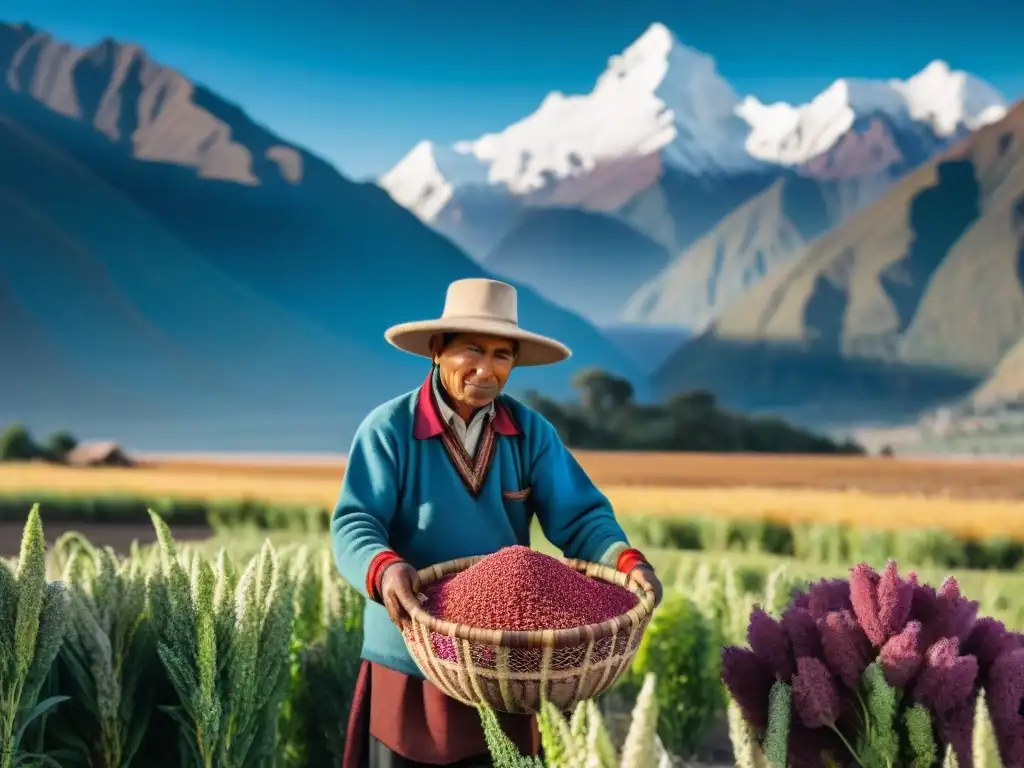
[136,451,1024,496]
[4,453,1024,546]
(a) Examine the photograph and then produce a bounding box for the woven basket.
[397,554,655,714]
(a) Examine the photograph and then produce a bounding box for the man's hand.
[379,562,420,630]
[629,564,663,609]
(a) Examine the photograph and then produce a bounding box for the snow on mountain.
[891,60,1008,135]
[462,22,755,190]
[377,23,1009,335]
[381,22,757,226]
[378,139,488,220]
[739,61,1008,165]
[381,23,1007,242]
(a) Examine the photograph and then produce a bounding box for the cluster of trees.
[4,374,864,459]
[0,423,78,462]
[523,369,865,454]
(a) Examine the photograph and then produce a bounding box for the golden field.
[4,451,1024,541]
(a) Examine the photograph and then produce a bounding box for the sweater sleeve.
[526,411,631,564]
[330,411,400,600]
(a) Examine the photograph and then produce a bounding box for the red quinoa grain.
[421,545,639,632]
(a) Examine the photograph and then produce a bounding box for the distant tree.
[46,430,79,460]
[0,423,39,461]
[572,368,612,412]
[572,368,634,412]
[535,369,865,455]
[667,390,716,412]
[604,375,634,409]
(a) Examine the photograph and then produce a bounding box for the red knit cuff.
[616,548,650,575]
[366,550,404,602]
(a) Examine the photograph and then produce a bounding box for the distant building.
[65,442,135,468]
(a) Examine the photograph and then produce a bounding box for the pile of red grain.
[421,545,638,632]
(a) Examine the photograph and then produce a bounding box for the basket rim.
[396,553,655,649]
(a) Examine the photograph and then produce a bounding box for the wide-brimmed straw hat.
[384,278,571,366]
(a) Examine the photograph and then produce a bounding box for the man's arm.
[331,413,403,602]
[526,411,640,567]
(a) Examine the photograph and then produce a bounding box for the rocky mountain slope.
[380,23,1007,329]
[621,113,949,332]
[653,101,1024,428]
[0,22,641,451]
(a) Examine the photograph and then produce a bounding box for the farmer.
[333,278,663,768]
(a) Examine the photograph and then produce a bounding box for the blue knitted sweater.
[330,374,630,678]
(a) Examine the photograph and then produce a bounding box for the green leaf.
[14,696,70,747]
[13,752,68,768]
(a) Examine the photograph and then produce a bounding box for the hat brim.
[384,318,571,366]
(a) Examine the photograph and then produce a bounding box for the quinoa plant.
[722,558,1024,767]
[620,591,722,757]
[299,549,364,767]
[0,506,70,768]
[147,511,295,767]
[275,545,326,766]
[50,539,157,767]
[728,699,768,768]
[480,673,673,768]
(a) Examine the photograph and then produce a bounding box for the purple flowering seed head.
[934,577,979,643]
[911,637,979,716]
[909,581,941,646]
[787,722,848,768]
[985,648,1024,767]
[748,606,796,681]
[782,606,824,659]
[790,589,811,611]
[721,646,775,732]
[879,620,924,688]
[877,559,914,637]
[808,578,852,620]
[934,691,979,768]
[792,656,841,729]
[819,610,873,691]
[850,562,887,647]
[964,617,1015,684]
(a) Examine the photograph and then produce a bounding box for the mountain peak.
[0,25,319,187]
[594,22,741,112]
[739,62,1007,164]
[620,22,679,61]
[891,59,1008,135]
[449,22,751,192]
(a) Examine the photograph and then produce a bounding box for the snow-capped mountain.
[381,22,759,231]
[382,23,1006,231]
[379,22,1008,331]
[739,61,1008,164]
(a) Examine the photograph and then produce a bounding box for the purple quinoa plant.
[721,559,1024,768]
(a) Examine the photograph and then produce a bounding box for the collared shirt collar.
[431,366,494,428]
[413,368,521,440]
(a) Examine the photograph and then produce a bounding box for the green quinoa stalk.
[148,511,297,768]
[858,662,900,768]
[537,699,576,765]
[0,506,70,768]
[55,541,157,767]
[761,680,791,768]
[904,704,938,768]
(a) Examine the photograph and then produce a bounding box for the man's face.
[433,333,517,410]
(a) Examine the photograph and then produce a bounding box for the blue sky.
[6,0,1023,181]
